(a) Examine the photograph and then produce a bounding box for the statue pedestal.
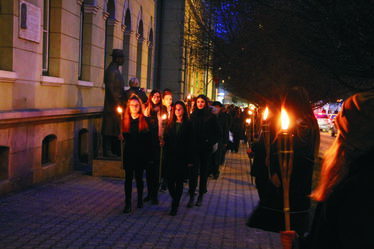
[92,157,125,178]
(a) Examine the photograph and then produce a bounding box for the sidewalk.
[0,142,282,249]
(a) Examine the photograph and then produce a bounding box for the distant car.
[315,113,331,132]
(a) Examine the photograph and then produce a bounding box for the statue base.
[92,157,125,178]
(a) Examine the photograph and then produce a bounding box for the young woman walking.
[143,89,163,204]
[188,94,221,207]
[163,101,195,215]
[120,95,152,214]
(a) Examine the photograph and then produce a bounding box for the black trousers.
[189,150,211,196]
[124,168,144,203]
[167,173,184,209]
[145,161,160,201]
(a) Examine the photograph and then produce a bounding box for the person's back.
[124,77,148,107]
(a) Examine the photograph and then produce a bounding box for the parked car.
[315,113,331,132]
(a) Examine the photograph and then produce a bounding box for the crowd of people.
[101,49,254,216]
[116,88,251,216]
[102,49,374,247]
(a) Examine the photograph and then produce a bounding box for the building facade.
[154,0,216,100]
[0,0,156,194]
[0,0,216,195]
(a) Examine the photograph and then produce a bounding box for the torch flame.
[162,114,167,120]
[281,108,289,130]
[246,118,251,125]
[248,110,253,115]
[187,94,191,100]
[117,106,123,114]
[263,106,269,121]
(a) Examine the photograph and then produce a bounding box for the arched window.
[42,0,50,75]
[78,129,89,164]
[136,15,144,82]
[0,146,9,181]
[41,135,57,166]
[78,2,84,79]
[122,8,131,85]
[104,0,116,69]
[146,27,153,89]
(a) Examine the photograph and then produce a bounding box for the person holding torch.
[120,95,152,214]
[143,90,163,205]
[247,86,320,235]
[281,91,374,249]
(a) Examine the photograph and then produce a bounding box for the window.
[42,0,50,75]
[78,129,88,164]
[78,2,84,79]
[0,146,9,181]
[41,135,56,165]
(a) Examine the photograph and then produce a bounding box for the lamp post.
[277,108,294,231]
[116,106,124,169]
[262,107,271,179]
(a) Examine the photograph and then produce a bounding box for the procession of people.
[102,49,374,248]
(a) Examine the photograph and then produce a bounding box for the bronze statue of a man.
[101,49,125,157]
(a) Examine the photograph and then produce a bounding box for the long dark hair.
[192,94,210,113]
[166,101,189,131]
[282,86,320,159]
[146,89,162,114]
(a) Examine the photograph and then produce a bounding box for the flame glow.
[246,118,251,125]
[281,108,289,130]
[248,110,253,115]
[187,94,191,100]
[117,106,123,114]
[162,114,167,120]
[263,107,269,121]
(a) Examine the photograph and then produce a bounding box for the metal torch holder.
[262,123,271,179]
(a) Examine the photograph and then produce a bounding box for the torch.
[159,113,167,183]
[116,106,124,169]
[186,94,192,116]
[277,108,294,231]
[245,118,254,184]
[262,107,271,179]
[246,117,252,148]
[248,104,256,143]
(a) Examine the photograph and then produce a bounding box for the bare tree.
[188,0,374,104]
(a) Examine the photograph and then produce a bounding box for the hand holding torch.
[117,106,124,168]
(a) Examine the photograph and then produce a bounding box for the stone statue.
[101,49,125,157]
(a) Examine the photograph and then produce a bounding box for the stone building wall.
[0,0,156,195]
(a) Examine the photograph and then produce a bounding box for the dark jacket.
[163,120,195,179]
[190,109,221,153]
[300,152,374,249]
[102,61,125,136]
[124,87,148,107]
[217,111,229,144]
[123,117,152,170]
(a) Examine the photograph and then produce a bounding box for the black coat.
[163,120,195,179]
[300,152,374,249]
[124,87,148,107]
[217,111,229,144]
[123,117,152,171]
[190,109,221,153]
[102,61,125,136]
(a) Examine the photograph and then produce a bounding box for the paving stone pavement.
[0,143,282,249]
